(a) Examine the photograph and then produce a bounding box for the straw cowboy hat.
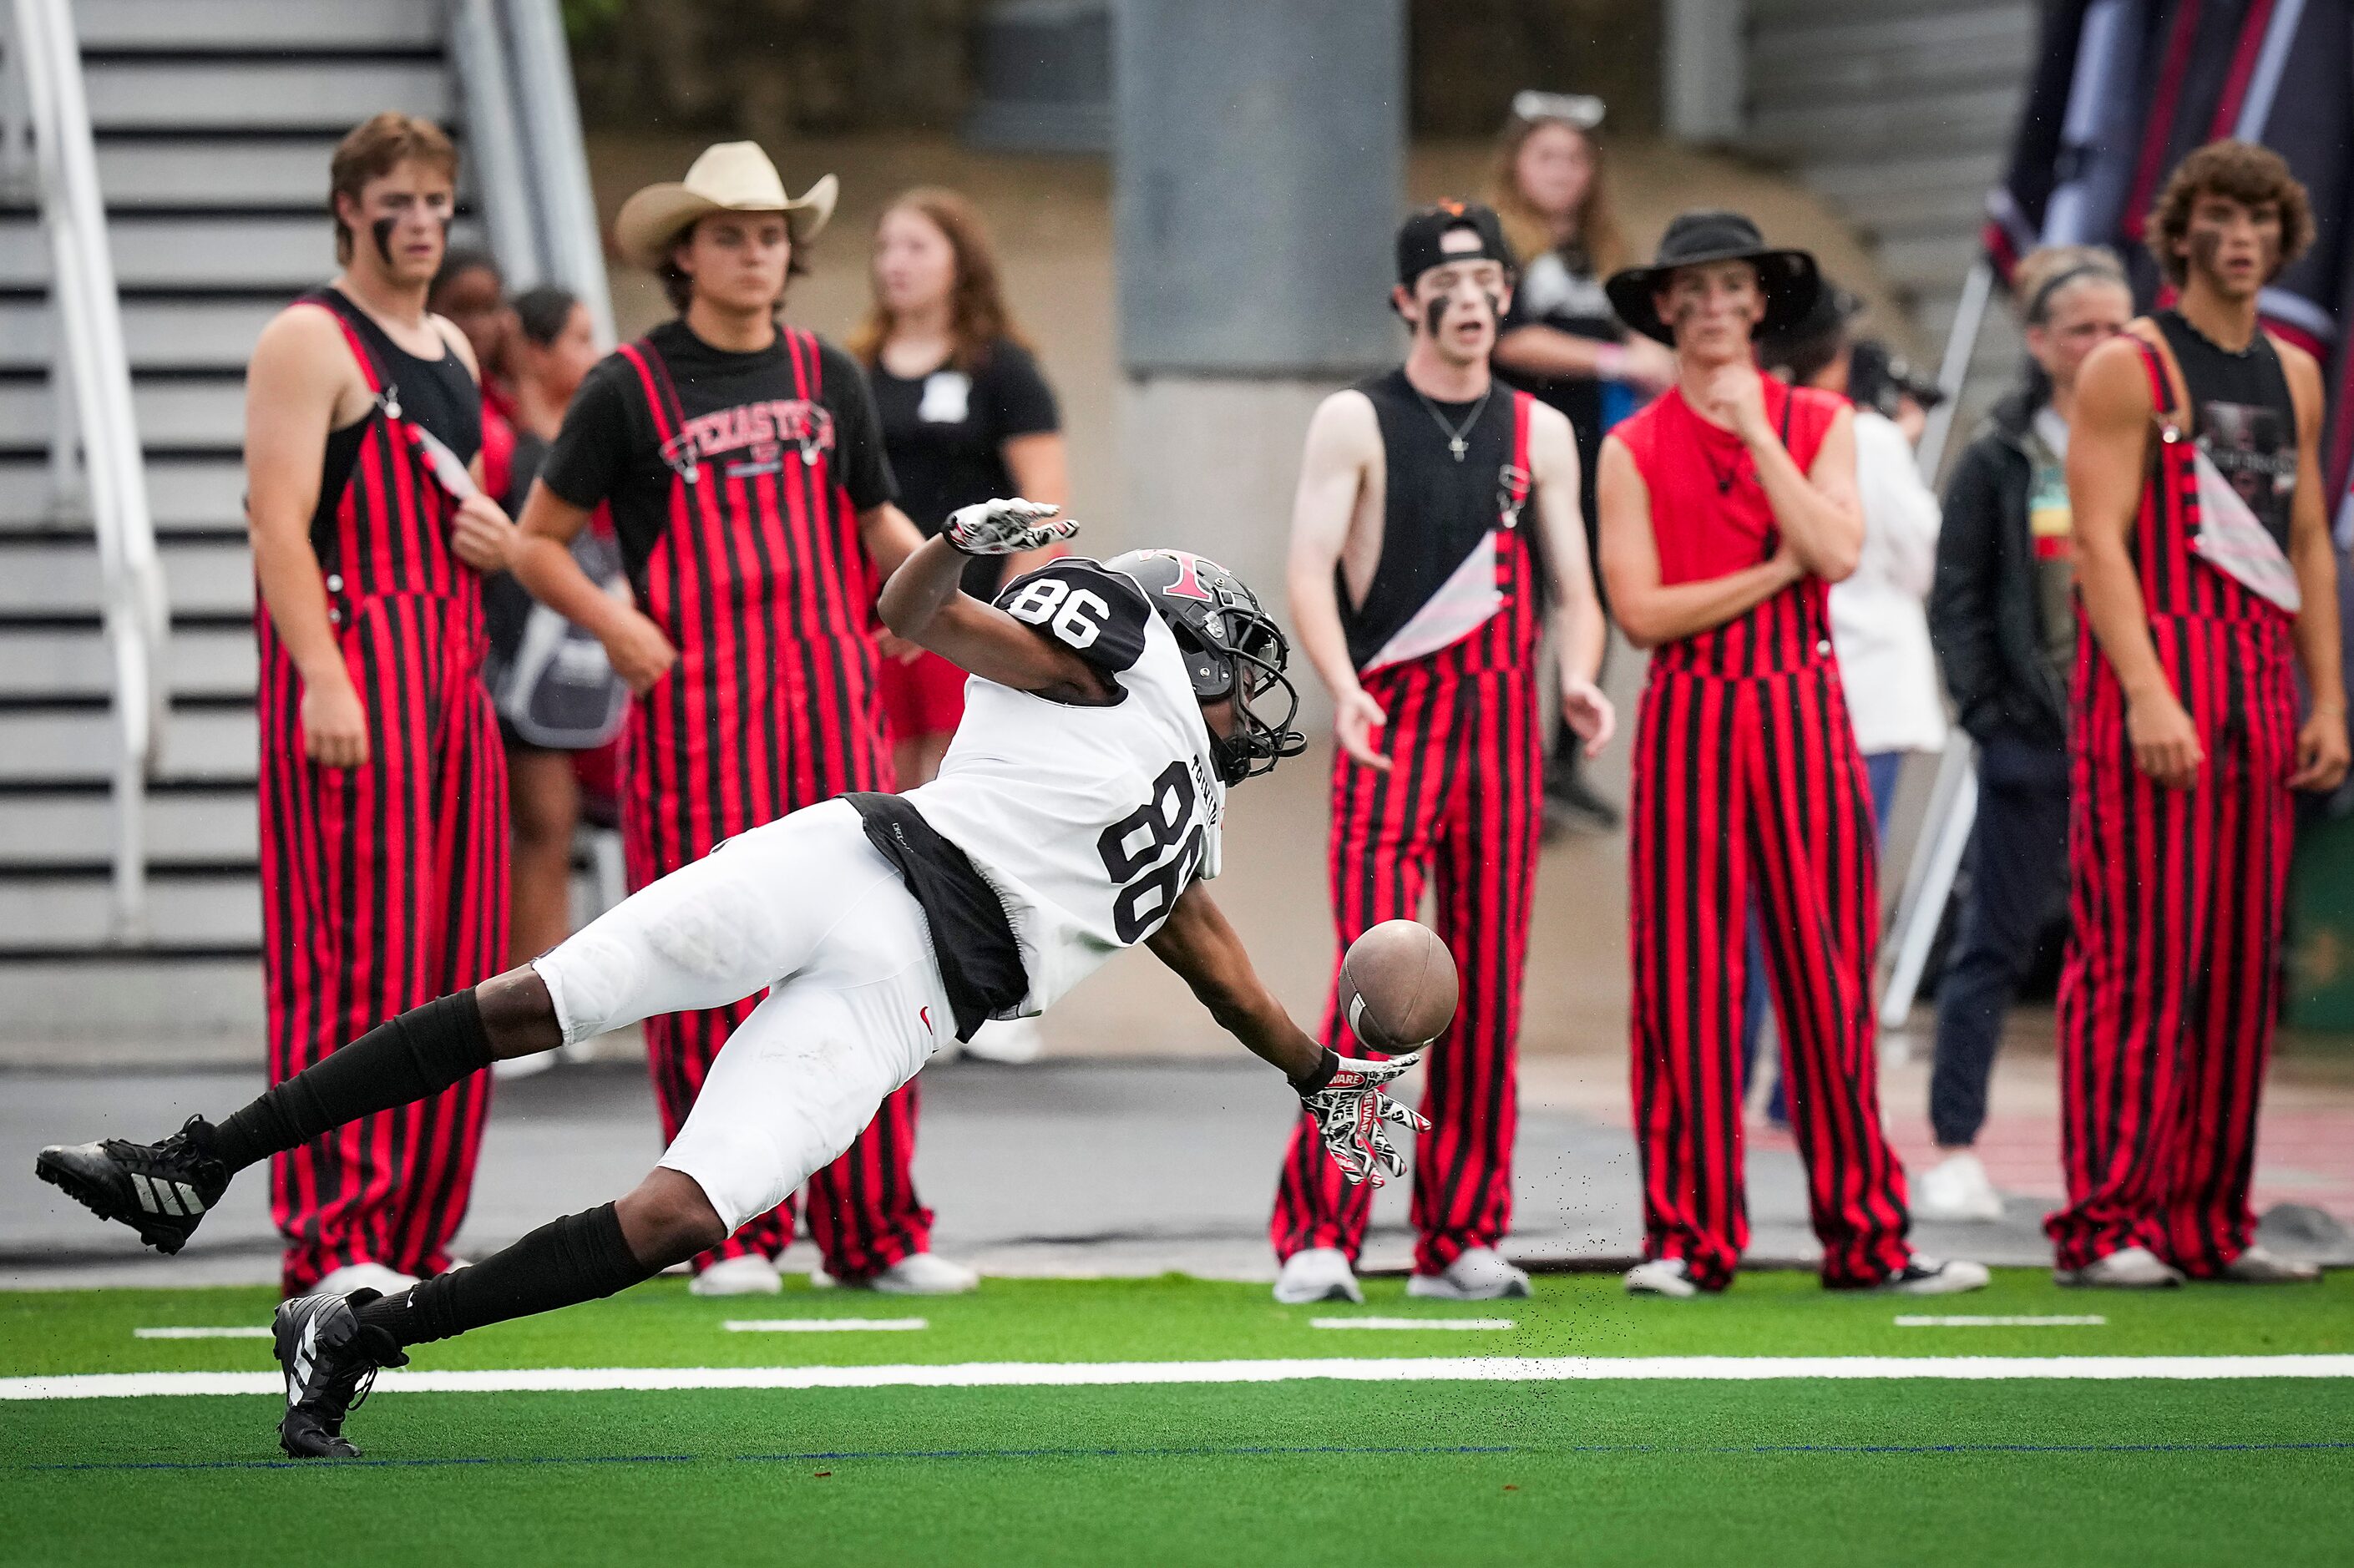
[613,142,838,271]
[1603,210,1820,345]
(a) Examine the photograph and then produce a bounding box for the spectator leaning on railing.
[1921,245,2131,1223]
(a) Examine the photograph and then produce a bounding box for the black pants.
[1930,731,2069,1146]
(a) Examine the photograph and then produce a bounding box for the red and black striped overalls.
[256,290,506,1295]
[614,330,929,1279]
[1273,388,1545,1276]
[2047,331,2303,1276]
[1618,379,1911,1290]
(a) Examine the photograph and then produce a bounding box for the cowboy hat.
[1603,210,1820,345]
[613,142,838,271]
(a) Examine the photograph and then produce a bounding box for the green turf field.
[3,1271,2349,1567]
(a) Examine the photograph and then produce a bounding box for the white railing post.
[504,0,615,346]
[451,0,544,288]
[14,0,165,943]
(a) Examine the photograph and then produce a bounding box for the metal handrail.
[504,0,614,347]
[10,0,167,943]
[451,0,615,349]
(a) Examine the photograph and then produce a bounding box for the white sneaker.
[1875,1257,1992,1295]
[819,1252,979,1295]
[689,1254,782,1297]
[2055,1245,2184,1289]
[961,1017,1045,1064]
[312,1261,421,1297]
[1912,1151,2006,1223]
[1623,1257,1698,1298]
[2220,1244,2322,1284]
[1407,1246,1531,1301]
[1273,1247,1363,1305]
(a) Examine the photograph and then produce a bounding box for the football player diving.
[36,500,1428,1459]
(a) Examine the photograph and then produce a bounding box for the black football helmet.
[1106,549,1307,785]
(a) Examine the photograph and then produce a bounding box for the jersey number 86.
[1003,576,1111,650]
[1098,760,1207,944]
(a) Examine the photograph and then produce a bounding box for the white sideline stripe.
[133,1328,274,1340]
[8,1355,2353,1400]
[1311,1318,1516,1331]
[1894,1316,2108,1328]
[723,1318,928,1333]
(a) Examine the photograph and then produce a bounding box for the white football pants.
[533,800,951,1232]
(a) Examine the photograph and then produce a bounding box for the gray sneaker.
[2220,1244,2321,1284]
[1273,1247,1363,1305]
[2055,1245,2184,1288]
[1407,1247,1531,1301]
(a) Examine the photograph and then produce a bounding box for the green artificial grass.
[3,1272,2349,1566]
[3,1269,2351,1378]
[5,1382,2350,1567]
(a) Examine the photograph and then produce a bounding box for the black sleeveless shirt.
[2154,309,2298,549]
[312,287,483,539]
[1339,367,1525,672]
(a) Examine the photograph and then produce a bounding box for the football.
[1337,920,1459,1052]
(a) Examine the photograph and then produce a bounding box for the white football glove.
[1301,1053,1430,1187]
[944,497,1079,557]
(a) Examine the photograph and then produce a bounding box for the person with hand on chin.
[1597,210,1986,1302]
[508,143,971,1300]
[1275,201,1612,1307]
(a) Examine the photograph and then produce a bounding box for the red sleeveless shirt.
[1614,375,1845,675]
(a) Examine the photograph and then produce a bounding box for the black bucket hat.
[1604,210,1820,345]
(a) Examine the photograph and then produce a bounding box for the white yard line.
[132,1328,274,1340]
[8,1354,2351,1400]
[1311,1318,1516,1331]
[1894,1316,2108,1328]
[723,1319,928,1333]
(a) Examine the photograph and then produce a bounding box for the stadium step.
[1739,0,2036,447]
[0,0,478,1027]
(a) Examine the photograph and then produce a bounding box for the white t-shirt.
[903,559,1225,1016]
[1830,409,1948,756]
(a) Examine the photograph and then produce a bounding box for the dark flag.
[1982,0,2353,526]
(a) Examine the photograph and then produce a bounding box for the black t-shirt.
[1497,245,1620,519]
[870,339,1059,597]
[2154,310,2299,549]
[539,319,897,579]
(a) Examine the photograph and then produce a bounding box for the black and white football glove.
[1298,1051,1428,1187]
[944,497,1079,557]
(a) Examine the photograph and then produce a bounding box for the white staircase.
[0,0,600,1050]
[1744,0,2038,456]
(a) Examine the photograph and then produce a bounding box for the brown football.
[1337,920,1459,1052]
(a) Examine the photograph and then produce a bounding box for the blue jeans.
[1744,751,1905,1120]
[1926,731,2068,1146]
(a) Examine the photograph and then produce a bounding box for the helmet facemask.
[1182,604,1306,786]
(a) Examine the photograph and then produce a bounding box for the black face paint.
[371,215,398,266]
[1423,291,1450,336]
[1481,290,1504,326]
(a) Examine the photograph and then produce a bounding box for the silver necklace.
[1412,382,1491,462]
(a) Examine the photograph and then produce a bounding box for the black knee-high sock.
[208,990,494,1172]
[354,1203,652,1347]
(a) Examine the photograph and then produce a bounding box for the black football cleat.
[274,1288,408,1459]
[34,1116,229,1255]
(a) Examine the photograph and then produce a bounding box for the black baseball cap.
[1395,200,1516,289]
